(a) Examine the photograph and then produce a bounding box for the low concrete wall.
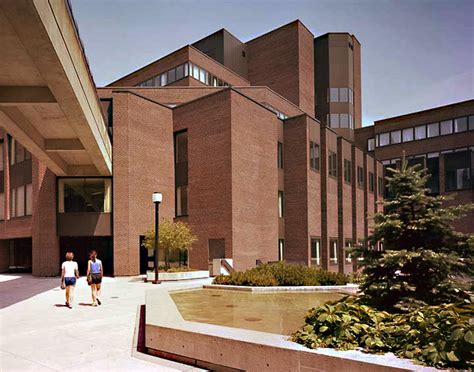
[204,283,359,294]
[145,284,436,372]
[146,270,209,281]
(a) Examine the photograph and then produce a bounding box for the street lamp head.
[152,192,163,204]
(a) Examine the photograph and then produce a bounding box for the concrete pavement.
[0,274,211,371]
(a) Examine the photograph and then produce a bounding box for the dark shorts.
[64,277,76,286]
[90,273,102,284]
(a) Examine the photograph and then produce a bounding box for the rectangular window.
[367,138,375,151]
[357,166,364,188]
[329,88,339,102]
[26,184,32,216]
[176,186,188,216]
[345,240,353,263]
[278,239,285,261]
[470,115,474,131]
[160,73,167,86]
[59,178,112,213]
[440,120,453,136]
[0,193,4,220]
[390,130,401,144]
[192,64,199,80]
[311,238,321,266]
[175,131,188,164]
[402,128,414,142]
[369,172,375,193]
[340,114,349,128]
[329,239,338,265]
[378,177,384,195]
[414,125,426,140]
[329,113,339,128]
[0,142,3,171]
[168,68,176,84]
[328,151,337,177]
[426,156,439,194]
[277,142,283,169]
[10,188,16,218]
[344,159,352,184]
[309,142,320,171]
[16,185,25,217]
[339,88,349,102]
[445,151,471,191]
[278,191,284,218]
[427,123,439,138]
[199,69,206,83]
[379,133,389,147]
[176,64,184,80]
[184,62,189,77]
[454,117,468,133]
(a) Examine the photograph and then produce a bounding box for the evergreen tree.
[356,158,473,311]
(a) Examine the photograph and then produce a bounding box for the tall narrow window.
[367,138,374,151]
[174,131,189,217]
[329,239,338,265]
[344,159,352,184]
[278,239,285,261]
[277,142,283,169]
[0,142,3,171]
[26,184,32,216]
[10,188,16,218]
[445,151,471,191]
[309,142,320,171]
[426,155,439,194]
[0,193,4,220]
[378,177,384,195]
[278,191,284,218]
[345,239,353,263]
[328,152,337,177]
[311,238,321,266]
[369,172,375,193]
[357,166,364,188]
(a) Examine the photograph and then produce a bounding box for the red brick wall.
[230,91,279,269]
[112,92,175,276]
[308,118,322,249]
[173,90,233,270]
[298,24,315,116]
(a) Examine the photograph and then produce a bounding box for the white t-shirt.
[62,261,78,278]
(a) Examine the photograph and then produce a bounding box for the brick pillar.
[336,137,345,274]
[4,133,10,221]
[31,160,59,276]
[320,129,329,270]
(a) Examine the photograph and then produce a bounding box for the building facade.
[1,14,470,277]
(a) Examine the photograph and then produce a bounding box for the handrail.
[220,259,235,274]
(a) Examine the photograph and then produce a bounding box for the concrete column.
[31,159,59,276]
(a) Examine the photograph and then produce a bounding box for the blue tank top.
[90,259,102,274]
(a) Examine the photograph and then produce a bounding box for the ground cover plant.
[213,261,348,286]
[292,159,474,369]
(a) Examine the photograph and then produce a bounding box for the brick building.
[1,9,470,277]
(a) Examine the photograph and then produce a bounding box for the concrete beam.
[0,107,67,175]
[67,165,100,176]
[0,86,56,104]
[44,138,84,151]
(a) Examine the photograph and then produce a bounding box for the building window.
[427,123,439,138]
[328,152,337,177]
[378,177,384,195]
[369,172,375,193]
[329,88,339,102]
[470,115,474,131]
[414,125,426,140]
[390,130,401,144]
[378,133,389,147]
[58,178,112,213]
[426,155,439,194]
[329,239,338,265]
[367,138,375,151]
[357,166,364,188]
[0,193,4,220]
[345,239,353,263]
[329,113,339,128]
[440,120,453,136]
[309,141,320,171]
[454,117,468,133]
[344,159,352,184]
[0,142,3,171]
[278,239,285,261]
[340,114,350,128]
[176,186,188,216]
[9,138,30,166]
[311,238,321,266]
[277,142,283,169]
[445,151,471,191]
[26,184,32,216]
[402,128,414,142]
[278,191,284,218]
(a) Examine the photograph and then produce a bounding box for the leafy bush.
[292,297,474,369]
[212,262,348,286]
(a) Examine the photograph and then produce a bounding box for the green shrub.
[212,262,348,286]
[292,297,474,369]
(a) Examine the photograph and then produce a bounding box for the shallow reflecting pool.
[170,289,344,335]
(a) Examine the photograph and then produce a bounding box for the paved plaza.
[0,274,211,371]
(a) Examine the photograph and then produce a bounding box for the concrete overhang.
[0,0,112,176]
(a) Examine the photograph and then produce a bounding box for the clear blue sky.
[71,0,474,126]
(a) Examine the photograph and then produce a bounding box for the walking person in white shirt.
[60,252,79,309]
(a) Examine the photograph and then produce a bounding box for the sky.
[71,0,474,126]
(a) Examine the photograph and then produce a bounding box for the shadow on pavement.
[0,274,60,309]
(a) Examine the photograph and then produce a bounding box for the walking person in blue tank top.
[86,250,103,306]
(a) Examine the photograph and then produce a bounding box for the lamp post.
[152,192,163,284]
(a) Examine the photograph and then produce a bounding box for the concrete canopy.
[0,0,112,176]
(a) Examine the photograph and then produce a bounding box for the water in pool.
[170,289,344,335]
